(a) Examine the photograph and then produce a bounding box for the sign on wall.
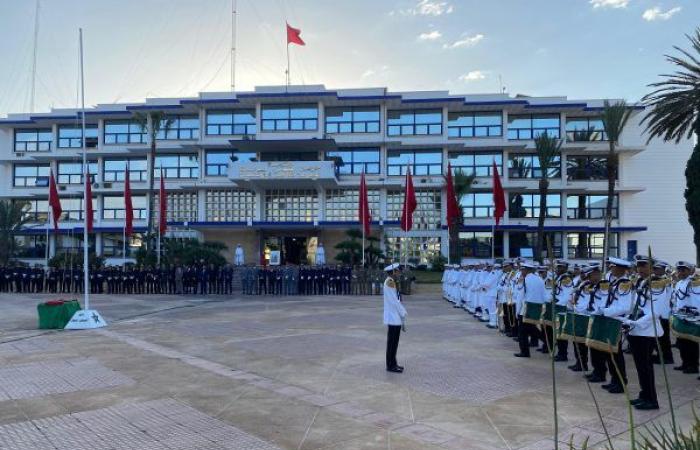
[269,250,281,266]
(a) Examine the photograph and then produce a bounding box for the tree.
[334,229,363,266]
[0,200,30,265]
[136,238,227,267]
[533,132,562,262]
[450,169,476,262]
[642,29,700,262]
[600,100,632,261]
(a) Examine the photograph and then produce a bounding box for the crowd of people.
[442,256,700,411]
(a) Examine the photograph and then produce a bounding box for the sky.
[0,0,698,116]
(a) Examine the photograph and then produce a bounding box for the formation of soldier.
[443,256,700,411]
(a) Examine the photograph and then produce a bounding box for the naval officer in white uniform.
[383,263,407,373]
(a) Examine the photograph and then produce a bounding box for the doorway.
[283,237,307,265]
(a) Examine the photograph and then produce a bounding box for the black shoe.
[652,355,661,364]
[634,401,659,410]
[683,367,699,374]
[554,355,568,362]
[568,363,583,372]
[674,365,687,371]
[529,342,539,347]
[514,352,530,358]
[395,365,404,371]
[537,347,548,353]
[386,366,403,373]
[601,383,615,390]
[486,325,498,329]
[607,385,625,394]
[588,375,606,383]
[664,358,675,365]
[512,337,520,342]
[630,398,644,406]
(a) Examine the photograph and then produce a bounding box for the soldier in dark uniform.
[47,266,58,293]
[258,266,267,295]
[199,262,208,295]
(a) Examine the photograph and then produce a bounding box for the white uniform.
[234,245,245,266]
[315,245,326,265]
[627,278,665,338]
[674,276,700,312]
[482,269,500,326]
[383,276,407,325]
[524,272,547,305]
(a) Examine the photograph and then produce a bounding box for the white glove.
[401,317,407,332]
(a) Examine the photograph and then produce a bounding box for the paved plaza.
[0,288,697,450]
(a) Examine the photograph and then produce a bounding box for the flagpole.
[79,28,90,310]
[45,208,50,266]
[286,43,290,87]
[122,224,126,264]
[361,175,365,268]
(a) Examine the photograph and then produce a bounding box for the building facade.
[0,85,694,266]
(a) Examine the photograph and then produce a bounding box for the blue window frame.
[205,151,255,176]
[58,125,98,148]
[14,128,52,152]
[566,117,607,142]
[387,109,442,136]
[325,148,380,175]
[261,104,318,131]
[104,120,146,144]
[508,153,561,179]
[507,114,560,140]
[449,152,502,177]
[508,193,561,218]
[566,194,618,219]
[325,106,380,133]
[387,149,442,176]
[460,193,494,218]
[57,161,98,184]
[206,109,256,135]
[157,115,199,140]
[13,164,50,187]
[448,112,502,137]
[155,154,199,179]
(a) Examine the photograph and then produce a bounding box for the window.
[509,193,562,218]
[103,195,147,220]
[14,128,52,152]
[460,193,495,218]
[259,152,318,162]
[509,232,563,258]
[387,149,442,176]
[155,154,199,179]
[261,104,318,131]
[18,199,48,222]
[507,114,560,140]
[387,189,441,230]
[206,189,255,222]
[154,192,197,222]
[325,106,380,134]
[60,197,96,222]
[387,109,442,136]
[325,189,380,221]
[325,148,380,175]
[104,120,146,144]
[566,117,607,142]
[566,156,612,181]
[459,231,504,258]
[508,154,561,179]
[566,194,618,219]
[265,189,318,222]
[207,151,255,176]
[449,152,502,177]
[57,161,98,184]
[14,234,46,259]
[206,109,256,135]
[102,232,144,257]
[567,232,618,259]
[103,159,147,182]
[56,234,95,255]
[13,164,50,187]
[448,112,502,137]
[385,236,441,266]
[58,125,98,148]
[157,115,199,140]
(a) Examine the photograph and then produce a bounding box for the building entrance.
[262,235,318,265]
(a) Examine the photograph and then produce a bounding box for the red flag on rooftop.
[445,163,460,230]
[400,168,417,232]
[159,170,167,235]
[492,160,506,227]
[48,171,62,231]
[85,170,93,233]
[358,172,371,236]
[286,23,305,46]
[124,167,133,237]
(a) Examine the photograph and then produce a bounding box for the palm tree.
[642,29,700,262]
[534,132,562,262]
[450,169,476,262]
[0,200,31,266]
[600,100,632,261]
[134,111,174,243]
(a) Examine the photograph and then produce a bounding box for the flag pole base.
[64,309,107,330]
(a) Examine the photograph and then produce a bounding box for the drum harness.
[674,277,700,319]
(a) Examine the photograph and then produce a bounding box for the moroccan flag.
[358,172,371,235]
[492,160,506,227]
[286,23,305,46]
[445,163,460,230]
[400,168,417,232]
[85,170,93,233]
[124,167,133,237]
[48,171,62,231]
[159,170,167,235]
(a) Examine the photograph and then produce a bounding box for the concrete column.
[197,188,206,222]
[503,231,510,258]
[95,232,103,256]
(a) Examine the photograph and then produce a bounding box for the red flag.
[85,170,93,233]
[124,166,133,237]
[445,163,460,230]
[286,23,305,46]
[358,172,371,235]
[492,160,506,227]
[159,170,167,235]
[400,168,417,232]
[48,171,62,231]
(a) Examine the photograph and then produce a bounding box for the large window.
[14,128,52,152]
[103,159,148,182]
[205,151,256,176]
[325,148,380,175]
[508,154,561,179]
[448,112,502,138]
[387,149,442,176]
[154,192,197,222]
[325,189,380,221]
[509,193,561,218]
[205,189,255,222]
[449,152,502,177]
[56,234,95,255]
[18,199,48,222]
[385,236,441,266]
[566,155,612,181]
[206,109,256,135]
[387,189,441,230]
[566,117,607,142]
[13,164,49,187]
[566,194,618,219]
[155,154,199,179]
[57,161,98,185]
[261,104,318,131]
[14,234,46,259]
[507,114,560,140]
[102,232,144,257]
[60,197,96,222]
[567,232,618,259]
[104,120,146,144]
[103,195,147,220]
[265,189,318,222]
[459,231,504,258]
[509,232,563,258]
[325,106,380,134]
[259,152,317,162]
[460,193,495,218]
[387,109,442,136]
[58,125,98,148]
[157,115,199,140]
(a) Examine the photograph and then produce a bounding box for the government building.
[0,85,694,266]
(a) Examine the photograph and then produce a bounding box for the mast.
[79,28,90,309]
[231,0,237,91]
[30,0,40,112]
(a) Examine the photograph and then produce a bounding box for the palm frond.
[601,100,633,145]
[534,131,562,180]
[453,169,476,201]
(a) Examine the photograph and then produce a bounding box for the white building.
[0,85,694,266]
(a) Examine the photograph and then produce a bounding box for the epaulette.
[618,281,632,292]
[598,281,610,290]
[651,279,666,290]
[545,279,553,288]
[692,276,700,287]
[559,276,572,287]
[386,278,396,289]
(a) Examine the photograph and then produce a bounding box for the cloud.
[418,30,442,41]
[394,0,454,16]
[361,65,389,78]
[459,71,486,82]
[590,0,629,9]
[642,6,681,21]
[442,33,484,49]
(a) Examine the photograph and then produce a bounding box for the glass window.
[261,104,318,131]
[56,234,95,255]
[103,158,148,182]
[155,154,199,179]
[507,114,560,140]
[14,234,47,259]
[206,109,256,135]
[509,232,563,258]
[102,195,147,220]
[264,189,318,222]
[508,193,562,218]
[102,232,144,257]
[459,231,504,258]
[206,189,255,222]
[387,189,441,230]
[566,194,618,219]
[567,232,618,259]
[387,109,442,136]
[57,161,98,184]
[14,128,52,152]
[566,155,612,181]
[325,106,380,134]
[448,112,502,137]
[154,191,197,222]
[13,164,50,187]
[60,197,97,222]
[449,152,502,177]
[385,236,442,266]
[17,199,48,222]
[57,125,98,148]
[325,148,380,175]
[259,152,318,162]
[157,115,199,140]
[104,120,146,144]
[325,189,380,221]
[205,151,256,176]
[566,117,607,142]
[387,149,442,176]
[460,193,495,218]
[508,153,561,179]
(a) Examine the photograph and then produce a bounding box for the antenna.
[30,0,40,112]
[231,0,237,92]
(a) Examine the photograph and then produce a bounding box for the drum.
[671,314,700,344]
[559,313,590,343]
[542,303,567,327]
[586,315,623,353]
[522,301,544,325]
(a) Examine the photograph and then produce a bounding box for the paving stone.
[234,333,376,359]
[394,423,457,445]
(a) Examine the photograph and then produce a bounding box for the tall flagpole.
[286,43,290,86]
[361,173,365,268]
[79,28,90,310]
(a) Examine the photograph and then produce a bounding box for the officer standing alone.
[383,263,407,373]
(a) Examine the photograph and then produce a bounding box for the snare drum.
[586,315,623,353]
[671,314,700,344]
[542,303,567,327]
[522,301,544,325]
[559,312,590,343]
